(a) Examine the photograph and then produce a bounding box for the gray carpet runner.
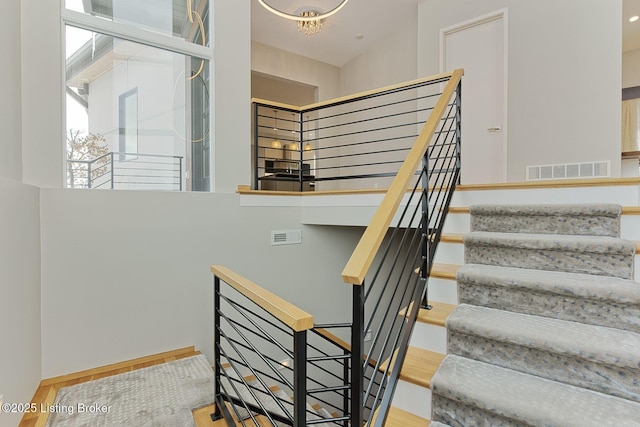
[431,203,640,426]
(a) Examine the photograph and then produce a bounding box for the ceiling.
[251,0,420,67]
[253,0,640,67]
[624,0,640,52]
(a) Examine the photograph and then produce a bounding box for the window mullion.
[62,9,212,61]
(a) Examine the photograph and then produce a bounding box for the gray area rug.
[46,354,215,427]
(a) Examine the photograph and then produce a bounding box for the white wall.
[418,0,622,181]
[21,0,63,188]
[0,0,22,181]
[623,48,640,89]
[340,12,418,94]
[252,42,341,103]
[0,178,42,427]
[39,189,357,377]
[214,0,252,193]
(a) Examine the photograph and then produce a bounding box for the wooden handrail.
[251,70,459,113]
[211,265,314,332]
[341,69,464,285]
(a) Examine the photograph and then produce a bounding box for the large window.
[64,0,211,191]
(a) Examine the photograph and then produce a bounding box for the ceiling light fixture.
[298,10,323,37]
[257,0,350,21]
[630,15,639,22]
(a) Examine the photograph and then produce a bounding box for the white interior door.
[442,11,507,184]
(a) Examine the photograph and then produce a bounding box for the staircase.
[430,204,640,426]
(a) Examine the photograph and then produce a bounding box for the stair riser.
[391,379,432,420]
[465,244,634,279]
[448,331,640,403]
[433,242,464,265]
[425,277,458,305]
[471,214,619,237]
[409,323,447,354]
[458,282,640,334]
[431,395,529,427]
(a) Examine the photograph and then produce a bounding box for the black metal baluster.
[212,275,223,421]
[293,330,307,427]
[351,283,364,427]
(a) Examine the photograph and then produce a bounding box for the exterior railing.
[67,152,183,191]
[253,74,456,192]
[214,69,463,426]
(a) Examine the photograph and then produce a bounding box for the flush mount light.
[631,15,639,22]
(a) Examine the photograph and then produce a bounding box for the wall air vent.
[271,229,302,246]
[526,161,610,181]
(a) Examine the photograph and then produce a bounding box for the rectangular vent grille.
[526,161,610,181]
[271,229,302,246]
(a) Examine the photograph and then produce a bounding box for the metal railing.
[214,70,462,426]
[253,75,455,192]
[342,69,462,426]
[212,266,349,427]
[67,152,183,191]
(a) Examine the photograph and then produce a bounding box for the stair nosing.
[379,346,444,389]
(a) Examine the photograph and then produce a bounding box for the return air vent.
[271,229,302,246]
[526,161,610,181]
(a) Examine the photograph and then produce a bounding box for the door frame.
[440,8,509,182]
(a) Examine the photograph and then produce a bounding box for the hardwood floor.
[19,347,206,427]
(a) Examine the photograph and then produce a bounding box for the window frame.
[61,1,214,191]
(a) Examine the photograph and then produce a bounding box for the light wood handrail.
[251,70,458,113]
[211,265,314,332]
[341,69,464,285]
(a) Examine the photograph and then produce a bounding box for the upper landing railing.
[252,71,462,192]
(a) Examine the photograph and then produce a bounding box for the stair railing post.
[298,112,304,192]
[212,275,223,421]
[456,80,462,185]
[343,348,350,427]
[253,103,260,190]
[350,283,364,427]
[421,153,432,309]
[293,330,307,427]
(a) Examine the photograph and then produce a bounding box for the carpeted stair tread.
[456,263,640,332]
[447,304,640,369]
[431,355,640,427]
[457,264,640,304]
[464,231,636,278]
[469,203,621,237]
[446,304,640,402]
[464,231,635,254]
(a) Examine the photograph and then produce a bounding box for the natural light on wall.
[63,0,211,191]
